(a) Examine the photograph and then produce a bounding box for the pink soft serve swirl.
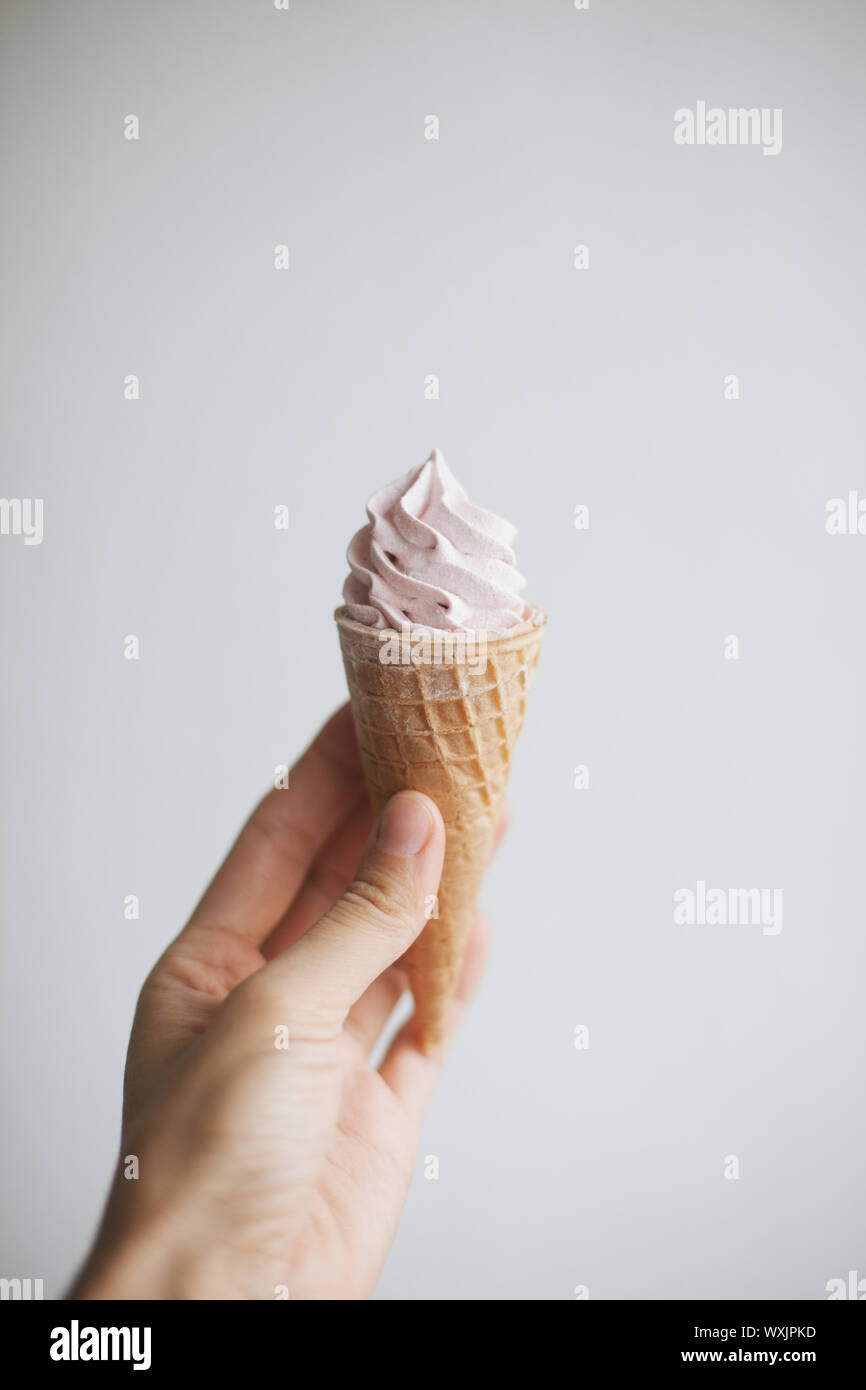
[342,449,527,632]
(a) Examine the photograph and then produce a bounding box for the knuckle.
[226,970,343,1042]
[330,865,419,946]
[343,868,416,928]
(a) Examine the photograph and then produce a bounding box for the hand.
[71,704,504,1300]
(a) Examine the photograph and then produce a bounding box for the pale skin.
[71,704,506,1300]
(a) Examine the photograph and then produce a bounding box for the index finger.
[185,703,365,946]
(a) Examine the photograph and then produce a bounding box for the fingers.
[260,792,445,1030]
[490,798,511,857]
[378,910,493,1123]
[261,793,375,960]
[341,799,511,1058]
[266,794,511,964]
[184,704,364,946]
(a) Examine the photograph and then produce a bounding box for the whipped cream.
[342,449,526,632]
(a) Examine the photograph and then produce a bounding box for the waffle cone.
[335,604,546,1052]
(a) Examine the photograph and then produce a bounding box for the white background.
[1,0,864,1299]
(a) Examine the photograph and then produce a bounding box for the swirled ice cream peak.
[342,449,527,632]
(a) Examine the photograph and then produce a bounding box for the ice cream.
[342,448,527,633]
[336,449,545,1051]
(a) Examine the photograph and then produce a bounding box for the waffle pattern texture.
[336,605,546,1051]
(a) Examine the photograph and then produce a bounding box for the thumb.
[264,791,445,1025]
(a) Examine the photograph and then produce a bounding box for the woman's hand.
[71,704,501,1300]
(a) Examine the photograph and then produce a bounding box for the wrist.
[70,1213,234,1301]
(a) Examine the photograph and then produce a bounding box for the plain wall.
[1,0,864,1299]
